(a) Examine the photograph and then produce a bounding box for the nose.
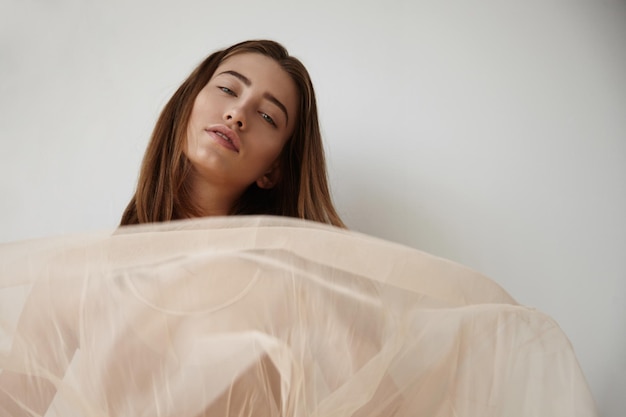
[224,107,245,130]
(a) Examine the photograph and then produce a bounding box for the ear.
[256,160,281,190]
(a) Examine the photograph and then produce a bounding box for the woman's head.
[121,40,344,227]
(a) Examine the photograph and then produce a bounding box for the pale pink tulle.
[0,216,597,416]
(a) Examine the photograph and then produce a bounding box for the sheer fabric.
[0,216,597,416]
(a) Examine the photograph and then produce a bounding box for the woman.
[120,39,344,227]
[2,40,352,417]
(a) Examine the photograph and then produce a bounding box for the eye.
[260,112,276,127]
[219,86,236,96]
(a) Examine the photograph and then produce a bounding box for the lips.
[206,125,241,153]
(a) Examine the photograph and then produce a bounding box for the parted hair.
[120,40,344,228]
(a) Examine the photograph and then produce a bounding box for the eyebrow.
[218,70,290,124]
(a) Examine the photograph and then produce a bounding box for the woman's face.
[185,52,299,196]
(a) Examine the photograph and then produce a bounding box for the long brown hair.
[120,40,344,228]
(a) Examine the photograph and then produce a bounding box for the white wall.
[1,0,624,415]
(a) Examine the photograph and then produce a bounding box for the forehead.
[214,52,288,82]
[213,52,298,97]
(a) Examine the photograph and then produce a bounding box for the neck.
[185,169,242,217]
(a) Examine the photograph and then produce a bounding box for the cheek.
[189,91,216,124]
[247,139,285,173]
[184,112,208,160]
[263,135,289,161]
[184,119,197,151]
[186,99,213,144]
